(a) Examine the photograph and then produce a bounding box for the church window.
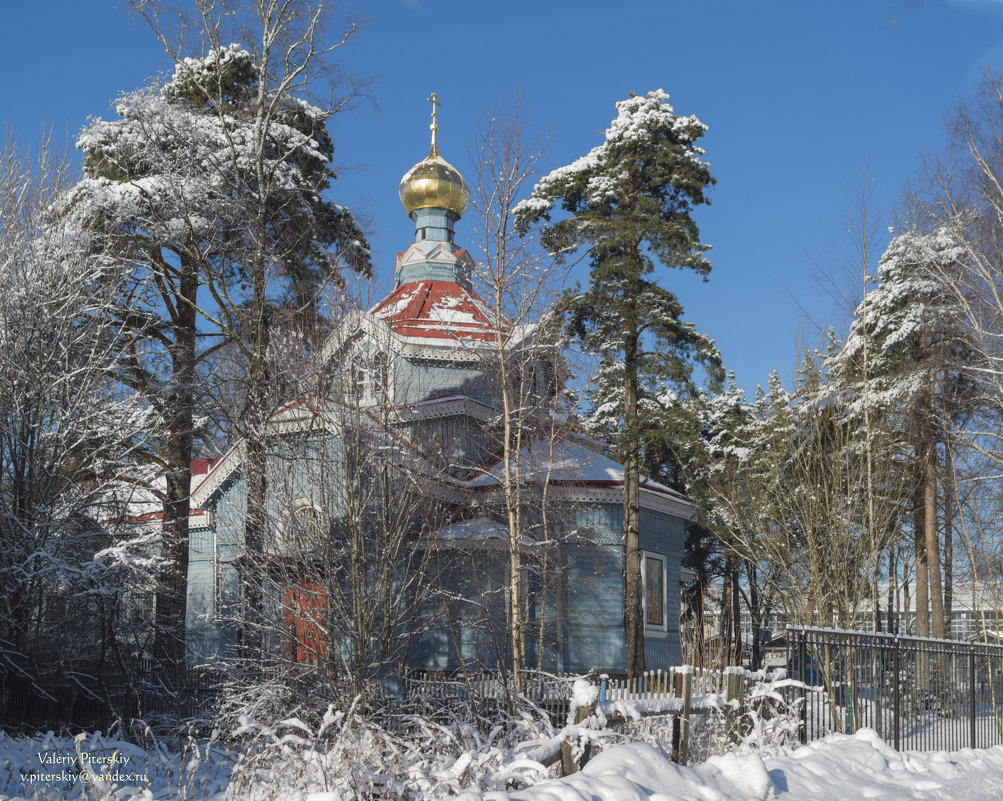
[273,499,328,556]
[642,551,667,631]
[373,351,389,398]
[349,354,368,401]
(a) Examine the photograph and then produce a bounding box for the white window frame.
[641,550,668,632]
[272,498,327,556]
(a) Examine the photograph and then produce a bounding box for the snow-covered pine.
[686,345,906,641]
[833,229,970,412]
[829,228,978,640]
[63,39,371,678]
[516,90,720,677]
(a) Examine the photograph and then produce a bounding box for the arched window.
[272,499,327,557]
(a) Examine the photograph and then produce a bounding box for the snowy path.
[461,729,1003,801]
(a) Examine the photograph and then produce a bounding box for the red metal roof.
[369,280,509,341]
[190,458,220,476]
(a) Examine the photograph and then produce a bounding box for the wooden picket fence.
[592,667,752,767]
[402,667,759,770]
[603,665,745,701]
[398,671,574,729]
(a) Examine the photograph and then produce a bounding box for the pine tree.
[65,42,368,677]
[516,90,719,676]
[833,229,976,639]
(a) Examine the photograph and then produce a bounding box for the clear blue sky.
[3,0,1001,394]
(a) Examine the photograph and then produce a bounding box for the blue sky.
[3,0,1002,394]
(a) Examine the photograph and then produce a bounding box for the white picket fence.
[603,666,745,701]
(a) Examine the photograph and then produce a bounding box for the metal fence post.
[798,630,808,744]
[970,649,977,749]
[893,636,900,752]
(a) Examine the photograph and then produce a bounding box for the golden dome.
[399,142,470,218]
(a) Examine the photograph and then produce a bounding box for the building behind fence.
[5,627,1003,759]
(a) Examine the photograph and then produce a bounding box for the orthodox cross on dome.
[428,91,441,151]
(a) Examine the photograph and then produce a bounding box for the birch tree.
[466,102,576,688]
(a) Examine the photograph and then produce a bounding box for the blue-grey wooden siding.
[639,507,685,666]
[189,409,687,671]
[395,357,492,404]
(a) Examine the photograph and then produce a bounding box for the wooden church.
[186,103,692,676]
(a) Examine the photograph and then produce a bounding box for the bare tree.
[706,351,905,635]
[0,130,150,685]
[906,74,1003,643]
[465,100,570,688]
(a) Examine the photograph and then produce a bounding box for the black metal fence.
[0,663,569,735]
[787,626,1003,751]
[0,662,222,734]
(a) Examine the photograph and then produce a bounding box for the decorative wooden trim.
[546,484,694,520]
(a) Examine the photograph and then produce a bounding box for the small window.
[373,350,389,398]
[350,355,368,401]
[642,551,667,630]
[273,500,327,556]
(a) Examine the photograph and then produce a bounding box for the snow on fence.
[397,671,574,729]
[12,631,1003,762]
[787,625,1003,752]
[596,666,772,766]
[402,666,782,770]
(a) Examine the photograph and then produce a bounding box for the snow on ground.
[460,729,1003,801]
[3,727,1003,800]
[0,730,232,801]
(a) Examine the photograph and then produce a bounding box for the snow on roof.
[464,438,690,505]
[99,459,219,527]
[428,517,507,542]
[368,280,509,342]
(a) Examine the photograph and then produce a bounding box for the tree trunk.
[693,573,706,668]
[731,559,742,666]
[241,237,271,664]
[153,252,197,682]
[622,326,645,678]
[747,562,760,670]
[887,542,897,634]
[913,468,930,639]
[923,426,945,640]
[508,529,525,691]
[943,444,954,638]
[494,280,524,691]
[721,557,733,668]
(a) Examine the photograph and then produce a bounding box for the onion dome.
[398,93,469,218]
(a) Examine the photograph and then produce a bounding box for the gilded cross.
[428,91,441,148]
